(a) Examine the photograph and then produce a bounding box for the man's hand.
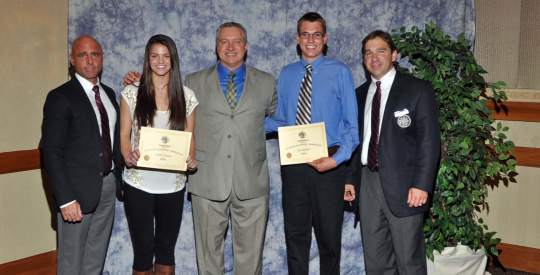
[60,201,83,222]
[123,149,140,168]
[407,187,428,207]
[344,184,355,202]
[122,71,141,86]
[308,157,337,173]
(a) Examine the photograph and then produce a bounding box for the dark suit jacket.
[350,71,440,217]
[41,77,122,214]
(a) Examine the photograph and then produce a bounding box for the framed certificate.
[137,126,192,171]
[277,122,328,165]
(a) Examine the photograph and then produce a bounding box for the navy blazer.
[350,71,440,217]
[41,77,122,214]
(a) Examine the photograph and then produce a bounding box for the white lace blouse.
[121,84,198,194]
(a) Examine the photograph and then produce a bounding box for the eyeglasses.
[299,32,324,40]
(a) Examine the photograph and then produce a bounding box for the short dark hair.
[296,12,326,34]
[296,12,328,56]
[361,30,397,55]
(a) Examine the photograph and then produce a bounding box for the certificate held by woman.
[137,126,192,171]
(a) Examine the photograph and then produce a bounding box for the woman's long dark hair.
[135,34,186,131]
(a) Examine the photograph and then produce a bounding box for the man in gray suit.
[185,22,276,275]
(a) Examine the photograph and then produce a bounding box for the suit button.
[227,155,231,159]
[227,134,232,138]
[99,172,103,176]
[99,153,103,157]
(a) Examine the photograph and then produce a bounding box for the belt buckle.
[103,169,112,177]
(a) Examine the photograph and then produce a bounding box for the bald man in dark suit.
[41,35,122,275]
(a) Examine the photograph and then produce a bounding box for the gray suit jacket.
[185,64,276,201]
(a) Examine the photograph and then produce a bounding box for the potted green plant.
[391,23,516,274]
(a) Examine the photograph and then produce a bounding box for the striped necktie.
[226,72,237,110]
[367,81,381,170]
[295,64,313,125]
[92,85,112,172]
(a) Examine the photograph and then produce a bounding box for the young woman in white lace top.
[119,34,198,275]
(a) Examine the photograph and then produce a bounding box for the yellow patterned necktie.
[226,72,237,110]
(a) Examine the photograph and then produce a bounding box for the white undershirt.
[360,68,396,165]
[75,73,117,151]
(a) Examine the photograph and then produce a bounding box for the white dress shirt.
[360,68,396,165]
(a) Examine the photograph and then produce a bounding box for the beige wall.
[485,165,540,248]
[0,0,68,263]
[482,121,540,248]
[475,0,540,249]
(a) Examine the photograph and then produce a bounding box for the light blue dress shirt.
[266,56,360,165]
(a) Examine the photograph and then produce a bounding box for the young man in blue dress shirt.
[266,12,359,275]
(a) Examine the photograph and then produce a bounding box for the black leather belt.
[266,132,278,140]
[328,145,339,157]
[362,164,378,172]
[102,170,113,177]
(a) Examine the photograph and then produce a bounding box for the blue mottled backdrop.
[69,1,474,274]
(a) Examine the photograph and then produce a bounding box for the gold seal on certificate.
[278,122,328,165]
[137,127,192,171]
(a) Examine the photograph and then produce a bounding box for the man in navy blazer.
[347,30,440,275]
[41,35,122,275]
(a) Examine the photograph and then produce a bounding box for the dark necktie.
[226,72,237,110]
[93,85,112,172]
[295,64,313,125]
[367,81,381,170]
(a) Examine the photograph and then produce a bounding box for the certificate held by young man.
[137,126,192,171]
[277,122,328,165]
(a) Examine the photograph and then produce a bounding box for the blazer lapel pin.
[394,108,411,128]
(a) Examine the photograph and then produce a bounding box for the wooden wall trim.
[0,251,55,274]
[514,146,540,168]
[0,147,539,176]
[0,149,40,174]
[487,101,540,122]
[497,243,540,274]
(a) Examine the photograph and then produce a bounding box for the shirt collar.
[217,62,246,78]
[75,73,101,94]
[301,55,325,69]
[370,67,396,90]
